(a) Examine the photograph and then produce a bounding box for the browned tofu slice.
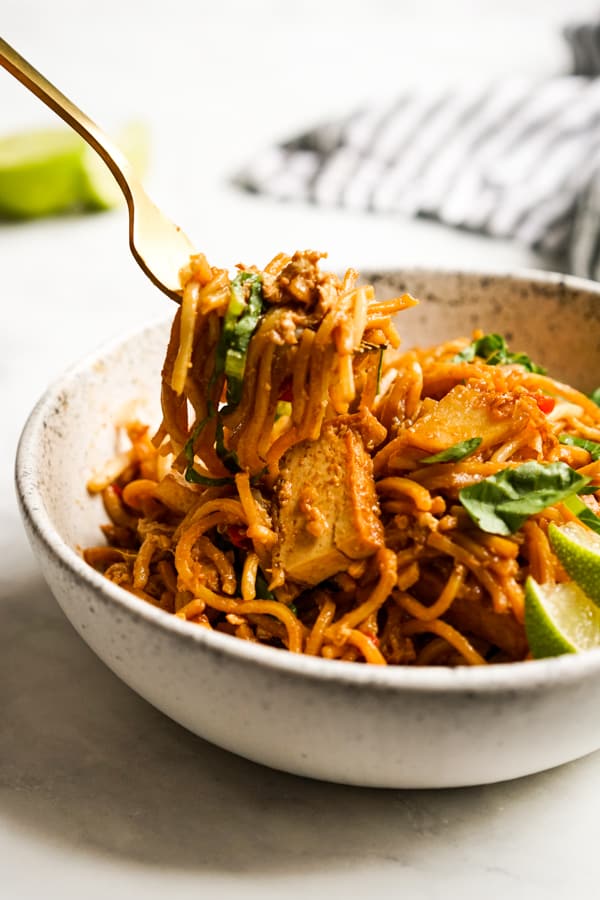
[404,383,530,454]
[275,423,384,586]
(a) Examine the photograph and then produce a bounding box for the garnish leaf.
[220,272,264,407]
[575,506,600,535]
[459,462,590,535]
[184,469,234,486]
[564,494,600,536]
[255,570,275,600]
[358,341,387,395]
[215,414,241,472]
[454,333,504,363]
[560,433,600,460]
[376,346,385,395]
[453,333,546,373]
[184,413,211,466]
[184,273,263,482]
[276,400,292,420]
[589,387,600,407]
[422,437,482,464]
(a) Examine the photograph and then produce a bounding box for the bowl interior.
[32,319,167,552]
[369,269,600,392]
[33,269,600,565]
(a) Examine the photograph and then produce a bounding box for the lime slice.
[524,576,600,658]
[80,120,150,210]
[0,129,86,218]
[0,122,149,218]
[548,521,600,606]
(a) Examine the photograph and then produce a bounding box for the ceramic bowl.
[16,268,600,789]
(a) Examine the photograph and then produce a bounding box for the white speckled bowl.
[16,269,600,788]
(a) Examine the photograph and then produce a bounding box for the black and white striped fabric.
[236,21,600,280]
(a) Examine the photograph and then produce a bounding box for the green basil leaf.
[452,333,545,373]
[577,507,600,535]
[563,494,600,535]
[559,433,600,460]
[223,272,264,407]
[422,437,482,465]
[459,461,590,535]
[184,413,211,466]
[215,413,241,473]
[255,570,275,600]
[184,468,234,486]
[454,333,505,363]
[183,274,262,483]
[589,387,600,407]
[358,342,387,394]
[376,346,385,395]
[275,400,292,420]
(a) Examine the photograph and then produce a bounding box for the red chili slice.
[227,525,249,548]
[533,393,556,414]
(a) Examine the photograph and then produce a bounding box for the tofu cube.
[275,423,384,585]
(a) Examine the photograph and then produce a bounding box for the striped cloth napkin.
[235,20,600,280]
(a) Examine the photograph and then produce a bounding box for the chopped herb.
[422,437,482,464]
[184,469,234,486]
[358,341,387,394]
[276,400,292,420]
[376,346,385,395]
[453,333,504,363]
[459,461,590,535]
[183,272,262,482]
[590,387,600,407]
[453,333,545,373]
[220,272,264,407]
[560,433,600,461]
[577,507,600,535]
[215,415,240,472]
[184,402,238,481]
[183,412,212,466]
[255,570,275,600]
[289,603,298,617]
[250,467,268,486]
[564,494,600,536]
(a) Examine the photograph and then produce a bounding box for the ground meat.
[262,249,343,314]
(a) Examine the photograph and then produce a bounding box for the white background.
[1,1,599,898]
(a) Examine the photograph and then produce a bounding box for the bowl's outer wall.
[17,270,600,788]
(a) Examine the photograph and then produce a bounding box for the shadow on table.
[0,569,593,874]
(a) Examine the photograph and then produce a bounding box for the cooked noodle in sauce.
[84,250,600,665]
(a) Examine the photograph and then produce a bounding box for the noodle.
[83,249,600,666]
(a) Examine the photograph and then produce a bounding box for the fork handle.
[0,35,135,208]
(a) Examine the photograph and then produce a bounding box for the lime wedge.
[80,121,150,210]
[548,521,600,606]
[524,576,600,658]
[0,129,86,218]
[0,123,149,219]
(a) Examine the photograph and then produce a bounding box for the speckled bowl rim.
[15,266,600,696]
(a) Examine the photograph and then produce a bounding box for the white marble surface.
[1,1,599,897]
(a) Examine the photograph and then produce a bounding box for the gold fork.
[0,36,195,302]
